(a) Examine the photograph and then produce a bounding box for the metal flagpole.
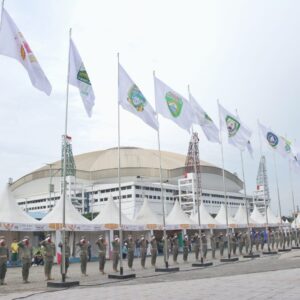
[61,28,72,283]
[117,53,124,276]
[217,100,231,260]
[257,120,271,252]
[153,71,168,269]
[0,1,5,30]
[288,160,298,247]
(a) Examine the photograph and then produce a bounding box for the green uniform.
[269,231,275,250]
[244,232,250,254]
[112,240,120,272]
[275,231,279,249]
[218,235,225,257]
[192,235,200,260]
[59,241,70,275]
[40,239,56,280]
[183,238,189,262]
[140,239,148,268]
[172,236,179,263]
[96,239,107,274]
[287,232,291,247]
[0,242,8,285]
[237,233,244,255]
[210,235,216,259]
[18,240,33,283]
[76,240,89,275]
[201,235,207,259]
[230,235,237,256]
[260,232,265,250]
[150,238,157,266]
[126,238,135,269]
[279,231,283,248]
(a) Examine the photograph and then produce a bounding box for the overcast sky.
[1,0,300,216]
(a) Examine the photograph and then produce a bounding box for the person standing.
[279,230,284,249]
[201,233,208,259]
[150,235,157,267]
[275,230,280,249]
[40,234,56,281]
[192,233,200,261]
[237,232,244,255]
[183,235,190,262]
[95,235,107,275]
[111,236,120,272]
[139,235,148,269]
[18,236,33,283]
[10,239,19,266]
[230,233,237,256]
[210,233,216,259]
[0,236,9,285]
[58,237,71,277]
[172,234,179,264]
[76,236,89,276]
[269,230,275,250]
[260,231,265,251]
[126,235,135,271]
[218,233,225,258]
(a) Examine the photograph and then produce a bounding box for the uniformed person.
[126,235,135,271]
[18,236,33,283]
[218,233,225,258]
[95,235,107,274]
[287,231,291,248]
[0,236,8,285]
[260,231,265,250]
[192,233,200,260]
[59,237,71,277]
[237,232,244,255]
[183,235,190,262]
[230,233,237,256]
[210,233,216,259]
[40,234,56,281]
[254,231,260,252]
[269,230,275,250]
[76,236,89,276]
[150,235,158,267]
[139,235,148,268]
[172,234,179,263]
[291,230,296,247]
[279,230,284,248]
[201,233,207,259]
[111,236,120,272]
[244,232,250,254]
[275,230,280,249]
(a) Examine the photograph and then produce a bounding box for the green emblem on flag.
[127,84,146,112]
[284,140,291,153]
[205,113,212,122]
[165,91,183,118]
[225,115,240,137]
[77,64,91,85]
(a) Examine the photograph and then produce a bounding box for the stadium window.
[135,185,141,189]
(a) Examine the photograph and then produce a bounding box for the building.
[11,147,254,219]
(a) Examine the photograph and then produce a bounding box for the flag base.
[155,267,180,272]
[192,262,213,267]
[278,248,291,252]
[220,257,239,262]
[262,251,278,255]
[243,254,260,258]
[47,281,79,288]
[108,273,136,279]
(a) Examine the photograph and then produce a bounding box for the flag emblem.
[204,113,212,122]
[127,84,146,112]
[225,116,240,137]
[267,132,278,148]
[77,64,91,85]
[165,91,183,117]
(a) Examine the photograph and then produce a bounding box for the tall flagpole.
[117,53,124,275]
[288,160,298,246]
[257,120,271,252]
[61,28,72,283]
[217,100,231,260]
[153,71,169,268]
[0,1,4,30]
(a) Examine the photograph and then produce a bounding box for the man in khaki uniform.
[58,237,71,277]
[96,235,107,274]
[76,236,89,276]
[210,233,216,259]
[18,236,33,283]
[172,234,179,263]
[40,234,56,281]
[0,236,8,285]
[150,236,157,267]
[139,235,148,269]
[201,233,208,259]
[126,235,135,270]
[218,233,225,258]
[183,235,189,262]
[230,233,237,256]
[111,236,120,272]
[192,233,200,260]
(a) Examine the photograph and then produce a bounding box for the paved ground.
[1,249,300,300]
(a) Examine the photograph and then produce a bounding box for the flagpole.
[117,53,124,276]
[61,28,72,283]
[217,100,231,260]
[153,71,168,269]
[188,86,204,264]
[257,120,271,252]
[0,1,4,30]
[288,160,298,246]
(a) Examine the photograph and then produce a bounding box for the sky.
[0,0,300,216]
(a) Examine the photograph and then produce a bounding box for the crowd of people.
[0,228,298,285]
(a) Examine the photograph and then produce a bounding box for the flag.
[118,64,158,130]
[189,94,220,143]
[218,103,252,150]
[0,8,52,95]
[69,38,95,117]
[258,122,286,157]
[154,76,193,132]
[246,140,254,158]
[280,136,293,158]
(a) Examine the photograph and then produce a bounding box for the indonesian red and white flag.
[0,8,52,95]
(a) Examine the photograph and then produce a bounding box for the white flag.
[246,140,254,158]
[154,76,193,132]
[190,95,220,143]
[118,64,158,130]
[69,38,95,117]
[258,122,286,157]
[218,103,252,150]
[0,8,52,95]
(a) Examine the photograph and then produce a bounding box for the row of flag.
[0,8,299,172]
